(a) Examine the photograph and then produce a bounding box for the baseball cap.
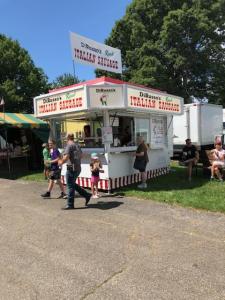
[91,152,98,159]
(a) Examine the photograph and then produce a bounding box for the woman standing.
[133,136,149,189]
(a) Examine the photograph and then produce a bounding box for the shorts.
[91,176,100,185]
[139,167,147,172]
[179,159,197,166]
[49,170,61,180]
[214,161,225,167]
[138,163,147,172]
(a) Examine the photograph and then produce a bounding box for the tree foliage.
[96,0,225,105]
[0,34,48,113]
[50,73,80,89]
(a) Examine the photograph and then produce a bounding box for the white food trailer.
[34,77,183,191]
[173,103,223,159]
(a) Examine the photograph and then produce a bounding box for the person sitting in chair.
[179,138,199,181]
[210,142,225,181]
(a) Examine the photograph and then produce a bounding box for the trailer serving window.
[110,115,134,147]
[135,118,150,143]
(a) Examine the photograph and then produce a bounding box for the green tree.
[50,73,80,89]
[96,0,225,105]
[0,34,48,113]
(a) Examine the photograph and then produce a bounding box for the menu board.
[102,126,113,144]
[150,117,165,148]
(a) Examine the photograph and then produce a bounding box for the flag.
[0,98,5,106]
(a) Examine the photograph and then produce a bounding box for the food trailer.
[34,77,183,191]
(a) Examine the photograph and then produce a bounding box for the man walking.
[59,133,91,210]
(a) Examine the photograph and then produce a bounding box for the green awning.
[0,113,49,129]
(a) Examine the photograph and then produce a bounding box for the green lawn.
[0,169,44,182]
[119,162,225,213]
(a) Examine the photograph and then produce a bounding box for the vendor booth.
[34,77,183,191]
[0,112,49,172]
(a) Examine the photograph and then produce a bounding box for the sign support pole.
[72,60,77,83]
[2,104,11,176]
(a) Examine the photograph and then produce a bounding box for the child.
[90,153,104,198]
[41,140,66,198]
[42,143,51,179]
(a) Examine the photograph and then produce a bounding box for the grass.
[119,162,225,214]
[0,169,44,182]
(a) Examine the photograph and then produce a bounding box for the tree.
[0,34,48,113]
[96,0,225,105]
[50,73,80,89]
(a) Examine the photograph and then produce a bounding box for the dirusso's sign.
[127,87,182,114]
[35,88,86,117]
[70,32,122,74]
[88,86,124,108]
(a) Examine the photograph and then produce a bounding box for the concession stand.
[34,77,183,191]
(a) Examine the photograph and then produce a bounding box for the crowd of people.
[40,133,114,209]
[40,134,150,209]
[40,134,225,210]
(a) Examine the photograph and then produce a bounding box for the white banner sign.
[70,32,122,74]
[35,88,86,117]
[127,87,183,115]
[88,86,124,108]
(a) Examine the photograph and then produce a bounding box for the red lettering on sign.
[159,101,179,112]
[38,102,57,114]
[129,96,156,108]
[59,97,83,111]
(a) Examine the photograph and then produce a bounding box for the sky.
[0,0,132,82]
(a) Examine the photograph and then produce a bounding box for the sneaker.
[210,177,215,181]
[41,191,50,198]
[63,194,68,199]
[57,192,66,199]
[92,194,99,199]
[61,206,74,210]
[137,183,147,189]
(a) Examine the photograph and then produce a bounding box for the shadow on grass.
[118,165,210,193]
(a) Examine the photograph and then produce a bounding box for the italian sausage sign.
[70,32,122,74]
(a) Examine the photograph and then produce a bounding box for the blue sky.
[0,0,131,82]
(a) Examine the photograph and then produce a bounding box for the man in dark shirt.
[59,133,91,210]
[180,138,199,181]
